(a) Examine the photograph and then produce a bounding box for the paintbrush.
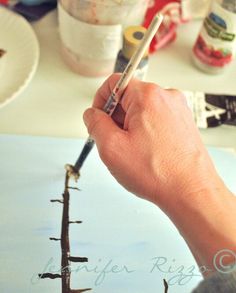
[66,13,163,180]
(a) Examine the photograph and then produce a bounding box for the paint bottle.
[114,26,149,80]
[58,0,148,77]
[192,0,236,74]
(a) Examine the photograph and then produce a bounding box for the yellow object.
[123,26,148,60]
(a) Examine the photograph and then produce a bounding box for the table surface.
[0,10,236,149]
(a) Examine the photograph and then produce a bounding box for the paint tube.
[183,91,236,128]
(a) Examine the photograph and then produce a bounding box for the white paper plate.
[0,6,39,108]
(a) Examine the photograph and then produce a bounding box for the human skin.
[83,74,236,276]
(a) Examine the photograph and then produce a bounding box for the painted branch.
[39,169,91,292]
[68,256,88,263]
[61,171,71,293]
[51,199,64,203]
[68,187,80,191]
[70,289,92,293]
[49,237,61,241]
[38,273,61,279]
[163,279,168,293]
[69,221,82,224]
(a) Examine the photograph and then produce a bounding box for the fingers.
[93,73,153,113]
[120,80,161,113]
[93,73,122,109]
[83,107,127,164]
[92,74,138,129]
[93,74,186,116]
[111,104,126,128]
[92,74,188,133]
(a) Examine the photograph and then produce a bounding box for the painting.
[0,134,235,293]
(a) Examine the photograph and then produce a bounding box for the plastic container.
[58,0,148,77]
[192,0,236,74]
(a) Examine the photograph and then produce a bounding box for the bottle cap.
[122,26,148,60]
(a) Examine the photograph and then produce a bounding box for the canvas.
[0,134,235,293]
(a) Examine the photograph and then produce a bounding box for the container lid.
[122,26,148,60]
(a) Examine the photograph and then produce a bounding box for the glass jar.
[58,0,148,77]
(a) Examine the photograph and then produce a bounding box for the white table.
[0,10,235,149]
[0,12,235,293]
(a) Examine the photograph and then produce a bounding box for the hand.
[83,74,236,274]
[83,74,222,211]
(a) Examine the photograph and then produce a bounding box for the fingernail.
[83,108,94,128]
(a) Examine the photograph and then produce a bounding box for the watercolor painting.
[0,134,235,293]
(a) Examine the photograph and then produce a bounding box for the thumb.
[83,107,125,156]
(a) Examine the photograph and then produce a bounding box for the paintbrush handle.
[102,14,163,116]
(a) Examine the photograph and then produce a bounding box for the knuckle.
[167,88,179,95]
[121,80,161,112]
[144,83,161,102]
[168,88,186,102]
[137,82,160,108]
[145,82,160,94]
[141,82,159,97]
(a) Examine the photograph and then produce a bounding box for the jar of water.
[58,0,149,77]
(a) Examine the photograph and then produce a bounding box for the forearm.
[163,181,236,275]
[84,75,236,277]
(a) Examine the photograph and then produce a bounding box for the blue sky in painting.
[0,135,235,293]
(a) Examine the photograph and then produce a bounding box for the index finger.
[92,73,122,109]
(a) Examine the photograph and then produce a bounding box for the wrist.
[165,183,236,273]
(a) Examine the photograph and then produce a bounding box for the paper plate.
[0,6,39,108]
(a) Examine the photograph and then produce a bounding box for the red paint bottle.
[192,0,236,74]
